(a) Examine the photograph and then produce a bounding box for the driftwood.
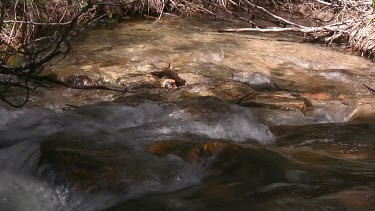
[218,21,352,33]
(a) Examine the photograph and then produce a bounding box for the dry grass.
[303,0,374,59]
[348,14,375,59]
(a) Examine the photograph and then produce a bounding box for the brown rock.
[147,140,199,162]
[336,94,348,101]
[39,134,123,192]
[160,78,177,89]
[240,95,309,112]
[65,74,96,86]
[300,92,332,101]
[348,97,375,123]
[147,140,230,162]
[147,141,180,156]
[202,141,230,155]
[151,70,186,87]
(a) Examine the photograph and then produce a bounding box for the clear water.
[0,100,374,210]
[0,17,374,210]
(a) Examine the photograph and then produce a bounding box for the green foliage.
[6,54,27,68]
[107,11,113,19]
[82,2,89,8]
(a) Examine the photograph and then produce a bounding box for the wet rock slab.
[38,133,128,192]
[38,132,206,194]
[2,17,374,211]
[273,122,375,161]
[35,17,374,122]
[107,139,375,211]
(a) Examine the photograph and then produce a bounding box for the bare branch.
[3,20,75,26]
[0,0,6,31]
[363,84,375,94]
[241,0,307,28]
[218,20,352,33]
[314,0,332,6]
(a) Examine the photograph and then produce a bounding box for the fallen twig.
[363,83,375,94]
[313,0,332,6]
[218,21,352,33]
[241,0,307,28]
[235,92,254,104]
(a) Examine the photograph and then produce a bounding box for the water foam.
[0,101,274,210]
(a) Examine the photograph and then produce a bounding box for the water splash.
[0,101,275,210]
[232,72,272,88]
[0,173,68,211]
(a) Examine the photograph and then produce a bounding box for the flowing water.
[0,17,374,210]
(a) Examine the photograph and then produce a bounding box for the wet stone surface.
[0,17,374,211]
[32,16,373,126]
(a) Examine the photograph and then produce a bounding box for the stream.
[0,17,374,210]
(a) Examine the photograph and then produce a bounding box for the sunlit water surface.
[0,17,374,210]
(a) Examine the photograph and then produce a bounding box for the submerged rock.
[232,71,273,89]
[37,130,207,193]
[65,74,97,86]
[348,97,375,123]
[38,133,125,192]
[238,91,311,112]
[147,140,231,162]
[299,92,332,101]
[273,122,375,161]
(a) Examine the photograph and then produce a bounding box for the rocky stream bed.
[0,17,374,210]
